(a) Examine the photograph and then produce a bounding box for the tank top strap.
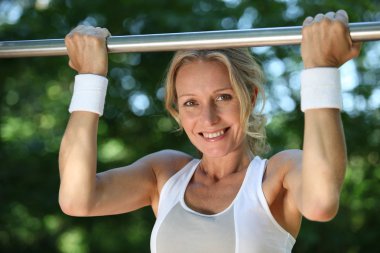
[246,156,267,187]
[157,159,200,218]
[239,156,295,243]
[238,156,268,203]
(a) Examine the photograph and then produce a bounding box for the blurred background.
[0,0,379,252]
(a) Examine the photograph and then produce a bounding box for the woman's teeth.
[203,130,225,139]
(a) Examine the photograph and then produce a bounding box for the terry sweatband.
[68,74,108,116]
[300,67,342,112]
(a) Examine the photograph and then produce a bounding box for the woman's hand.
[65,25,111,76]
[301,10,361,69]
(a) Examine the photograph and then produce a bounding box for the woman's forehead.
[175,60,231,92]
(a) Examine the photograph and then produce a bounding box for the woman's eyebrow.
[214,87,234,93]
[177,93,195,98]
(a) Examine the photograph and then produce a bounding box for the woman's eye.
[216,94,232,101]
[183,100,197,107]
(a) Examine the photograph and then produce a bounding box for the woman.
[59,10,361,252]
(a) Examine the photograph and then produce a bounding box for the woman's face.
[176,60,247,157]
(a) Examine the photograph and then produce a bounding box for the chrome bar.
[0,22,379,58]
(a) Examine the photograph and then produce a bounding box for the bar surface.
[1,22,379,58]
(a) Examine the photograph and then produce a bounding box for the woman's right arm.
[59,26,191,216]
[59,114,186,216]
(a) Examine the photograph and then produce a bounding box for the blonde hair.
[164,48,269,156]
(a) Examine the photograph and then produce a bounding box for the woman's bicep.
[93,158,157,216]
[90,150,192,216]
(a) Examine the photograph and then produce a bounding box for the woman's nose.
[201,103,219,125]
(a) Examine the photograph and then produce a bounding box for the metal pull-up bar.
[1,22,379,58]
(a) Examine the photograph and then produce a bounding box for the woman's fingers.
[65,25,110,76]
[67,25,111,39]
[301,10,361,68]
[303,16,313,26]
[325,12,335,20]
[313,13,324,22]
[303,10,348,26]
[335,9,349,24]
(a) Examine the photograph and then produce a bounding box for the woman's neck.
[199,148,254,180]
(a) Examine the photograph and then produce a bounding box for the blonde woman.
[59,10,360,252]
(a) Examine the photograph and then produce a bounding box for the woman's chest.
[184,172,246,214]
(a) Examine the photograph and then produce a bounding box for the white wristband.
[300,68,342,112]
[68,74,108,116]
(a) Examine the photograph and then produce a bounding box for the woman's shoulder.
[263,150,303,200]
[146,149,194,186]
[267,149,303,170]
[149,149,194,167]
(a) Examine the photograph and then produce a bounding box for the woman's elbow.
[59,195,92,217]
[302,195,340,222]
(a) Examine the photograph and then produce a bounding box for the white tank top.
[150,156,296,253]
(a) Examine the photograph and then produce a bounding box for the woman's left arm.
[286,10,361,221]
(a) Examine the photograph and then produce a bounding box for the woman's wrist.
[68,74,108,116]
[300,67,342,112]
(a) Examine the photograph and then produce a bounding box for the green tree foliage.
[0,0,379,252]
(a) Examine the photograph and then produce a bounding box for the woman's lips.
[199,127,229,140]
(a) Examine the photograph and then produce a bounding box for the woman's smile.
[199,127,230,141]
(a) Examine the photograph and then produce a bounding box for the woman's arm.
[59,25,110,216]
[58,26,191,216]
[283,10,361,221]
